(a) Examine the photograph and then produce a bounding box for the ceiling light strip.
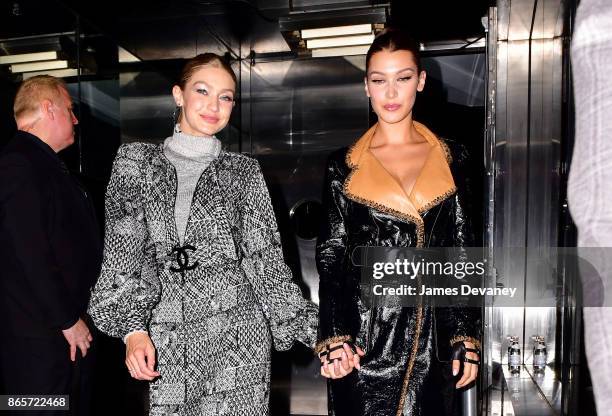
[307,33,374,49]
[301,24,372,39]
[22,68,79,80]
[0,51,58,65]
[10,60,69,73]
[312,45,370,58]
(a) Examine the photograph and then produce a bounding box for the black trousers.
[0,332,95,416]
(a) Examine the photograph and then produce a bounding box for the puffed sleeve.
[315,151,357,354]
[238,158,319,351]
[88,144,161,340]
[436,141,482,351]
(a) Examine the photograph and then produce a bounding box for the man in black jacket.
[0,75,102,415]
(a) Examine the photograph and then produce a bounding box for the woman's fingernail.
[453,368,459,376]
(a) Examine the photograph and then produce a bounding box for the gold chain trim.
[417,186,457,214]
[450,336,481,350]
[343,149,425,247]
[416,137,455,214]
[438,138,453,164]
[345,138,359,169]
[314,335,353,355]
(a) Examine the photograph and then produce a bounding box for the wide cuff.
[450,335,481,350]
[314,335,353,355]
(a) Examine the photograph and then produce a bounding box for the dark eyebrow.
[368,67,416,76]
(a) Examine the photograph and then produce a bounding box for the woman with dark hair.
[88,53,341,415]
[316,30,481,415]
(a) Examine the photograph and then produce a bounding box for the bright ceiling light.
[0,51,59,65]
[302,24,372,39]
[307,33,374,49]
[22,68,79,80]
[10,60,69,73]
[312,44,370,58]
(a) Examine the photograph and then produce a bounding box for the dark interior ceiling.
[1,0,493,60]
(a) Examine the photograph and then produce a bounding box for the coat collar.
[150,144,225,250]
[344,121,456,238]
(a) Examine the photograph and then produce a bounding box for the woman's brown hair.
[177,53,237,89]
[365,29,422,75]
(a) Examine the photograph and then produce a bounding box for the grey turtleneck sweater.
[123,129,221,342]
[163,129,222,244]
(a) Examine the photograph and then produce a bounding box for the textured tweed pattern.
[88,143,318,415]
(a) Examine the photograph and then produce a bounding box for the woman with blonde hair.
[89,53,352,415]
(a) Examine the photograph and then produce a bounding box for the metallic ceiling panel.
[247,19,292,55]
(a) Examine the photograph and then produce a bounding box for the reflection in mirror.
[289,199,322,240]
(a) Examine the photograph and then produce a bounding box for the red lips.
[384,104,401,111]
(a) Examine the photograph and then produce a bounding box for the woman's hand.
[125,332,160,381]
[320,342,365,379]
[452,340,479,388]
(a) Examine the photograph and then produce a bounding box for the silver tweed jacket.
[88,143,319,416]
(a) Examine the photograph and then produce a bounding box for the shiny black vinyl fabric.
[316,141,482,416]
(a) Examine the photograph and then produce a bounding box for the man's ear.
[40,99,55,120]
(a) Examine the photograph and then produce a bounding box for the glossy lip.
[200,114,220,124]
[384,103,401,111]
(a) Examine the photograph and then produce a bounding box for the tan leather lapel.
[410,122,456,213]
[344,121,456,227]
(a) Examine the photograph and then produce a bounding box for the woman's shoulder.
[437,137,470,167]
[216,151,266,188]
[218,150,260,171]
[326,146,351,171]
[115,141,160,161]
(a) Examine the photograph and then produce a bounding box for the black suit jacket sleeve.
[0,153,78,330]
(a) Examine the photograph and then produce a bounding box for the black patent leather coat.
[316,122,482,416]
